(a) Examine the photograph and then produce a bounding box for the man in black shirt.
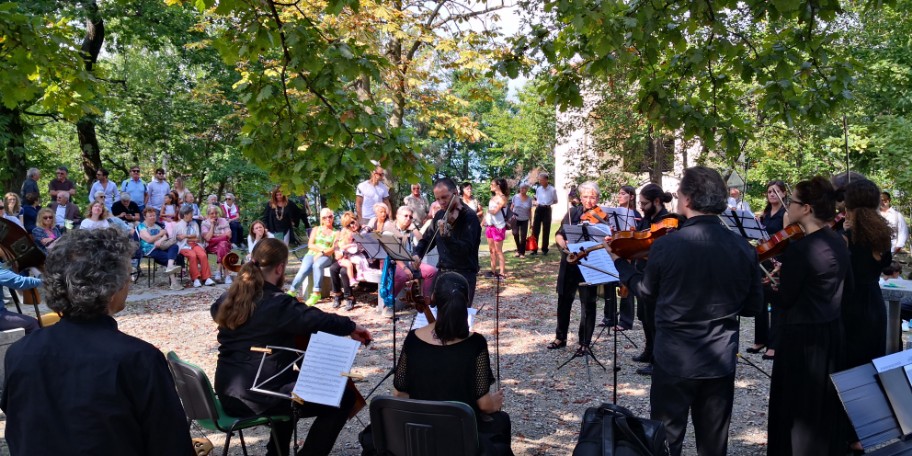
[111,192,141,225]
[414,178,481,305]
[608,167,763,456]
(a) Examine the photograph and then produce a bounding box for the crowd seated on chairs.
[383,272,513,455]
[175,205,215,288]
[48,192,80,231]
[1,228,194,454]
[137,207,182,290]
[202,205,233,284]
[31,208,61,255]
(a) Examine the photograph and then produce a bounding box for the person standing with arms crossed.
[531,172,557,255]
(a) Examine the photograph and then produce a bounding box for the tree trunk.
[77,1,105,183]
[0,107,28,192]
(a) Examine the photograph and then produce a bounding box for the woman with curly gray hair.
[0,228,194,454]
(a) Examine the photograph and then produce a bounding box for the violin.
[580,206,609,225]
[608,215,681,260]
[756,223,805,262]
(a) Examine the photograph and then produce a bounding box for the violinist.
[601,185,638,333]
[211,238,372,456]
[414,178,482,305]
[607,167,762,456]
[747,180,788,360]
[766,177,849,456]
[548,181,601,352]
[626,183,672,376]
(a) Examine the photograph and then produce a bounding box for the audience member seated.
[138,207,182,290]
[112,192,141,226]
[221,193,244,248]
[175,206,215,288]
[329,211,363,311]
[182,192,202,223]
[0,267,41,334]
[365,203,395,233]
[21,193,40,232]
[390,206,437,299]
[290,208,337,306]
[0,228,194,454]
[160,191,180,224]
[79,202,111,230]
[0,205,19,227]
[31,208,62,255]
[392,272,513,455]
[48,192,81,231]
[3,193,23,227]
[211,238,370,456]
[246,220,274,261]
[202,205,233,284]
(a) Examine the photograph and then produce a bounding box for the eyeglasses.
[788,198,806,206]
[402,214,413,219]
[156,172,164,175]
[99,196,106,199]
[130,169,140,173]
[322,215,333,219]
[56,172,66,175]
[42,216,53,220]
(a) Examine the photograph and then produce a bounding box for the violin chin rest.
[39,312,61,327]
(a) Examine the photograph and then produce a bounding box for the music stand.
[364,233,415,399]
[719,209,768,241]
[249,346,308,454]
[602,207,638,233]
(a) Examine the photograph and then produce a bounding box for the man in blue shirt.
[121,165,148,212]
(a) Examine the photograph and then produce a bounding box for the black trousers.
[651,364,735,456]
[754,285,780,349]
[329,261,353,297]
[636,297,656,360]
[223,386,356,456]
[512,220,529,255]
[555,281,598,346]
[531,206,552,254]
[229,220,244,246]
[603,285,634,329]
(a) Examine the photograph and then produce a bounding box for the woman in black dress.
[748,180,787,359]
[842,179,893,368]
[262,185,302,245]
[767,176,850,456]
[393,272,513,455]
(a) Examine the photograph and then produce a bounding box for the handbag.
[572,403,668,456]
[526,233,538,252]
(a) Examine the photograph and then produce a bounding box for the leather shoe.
[632,352,651,363]
[636,364,653,376]
[745,344,766,354]
[546,339,567,350]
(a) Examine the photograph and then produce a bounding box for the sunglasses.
[56,172,66,175]
[42,216,54,220]
[130,169,140,173]
[322,215,333,219]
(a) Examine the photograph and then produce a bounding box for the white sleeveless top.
[484,197,506,229]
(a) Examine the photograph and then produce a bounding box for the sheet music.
[719,210,768,240]
[292,332,360,408]
[603,207,638,232]
[354,233,386,259]
[413,307,478,331]
[872,349,912,374]
[561,223,612,243]
[567,241,620,285]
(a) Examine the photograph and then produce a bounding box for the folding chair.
[369,395,480,456]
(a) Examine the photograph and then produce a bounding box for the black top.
[615,215,764,379]
[262,200,302,235]
[48,178,75,194]
[211,282,356,414]
[415,204,481,273]
[20,178,39,199]
[554,206,599,295]
[636,207,669,231]
[112,201,141,219]
[778,227,850,325]
[393,331,493,415]
[1,316,193,455]
[762,206,786,235]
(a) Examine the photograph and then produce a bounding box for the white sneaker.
[193,279,202,288]
[224,275,233,285]
[214,272,222,281]
[204,278,216,286]
[165,265,181,274]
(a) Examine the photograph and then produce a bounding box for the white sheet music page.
[567,241,620,285]
[413,307,478,331]
[293,332,361,407]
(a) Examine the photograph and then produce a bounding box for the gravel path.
[3,255,778,455]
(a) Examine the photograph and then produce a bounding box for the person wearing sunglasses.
[31,208,62,254]
[390,206,437,313]
[289,207,338,306]
[48,166,76,200]
[88,168,119,210]
[145,168,171,212]
[355,165,391,225]
[120,165,148,213]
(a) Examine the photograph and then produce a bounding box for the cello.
[0,218,56,326]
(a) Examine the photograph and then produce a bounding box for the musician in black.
[547,181,601,352]
[628,183,673,376]
[414,178,482,305]
[607,167,763,456]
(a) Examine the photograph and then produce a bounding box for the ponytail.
[215,238,289,330]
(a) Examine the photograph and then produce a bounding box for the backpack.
[572,403,669,456]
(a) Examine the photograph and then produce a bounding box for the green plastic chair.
[166,351,291,456]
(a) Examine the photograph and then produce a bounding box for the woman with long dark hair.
[484,178,509,278]
[212,238,370,456]
[747,180,788,359]
[263,185,302,245]
[767,176,849,455]
[393,272,513,455]
[602,185,640,332]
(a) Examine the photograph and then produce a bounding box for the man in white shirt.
[355,165,391,224]
[87,168,119,210]
[726,187,752,213]
[881,192,908,253]
[531,172,558,255]
[146,168,171,212]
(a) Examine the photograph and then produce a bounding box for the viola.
[580,206,609,225]
[756,223,805,262]
[608,215,682,260]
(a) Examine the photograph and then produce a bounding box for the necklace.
[275,204,285,221]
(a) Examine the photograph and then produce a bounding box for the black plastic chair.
[166,351,290,456]
[369,395,481,456]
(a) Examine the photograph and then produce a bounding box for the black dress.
[755,206,786,348]
[767,227,849,456]
[394,330,513,456]
[843,230,892,368]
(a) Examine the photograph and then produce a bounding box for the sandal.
[547,339,567,350]
[746,344,766,354]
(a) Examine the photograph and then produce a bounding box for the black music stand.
[249,345,308,455]
[719,209,768,241]
[364,233,415,399]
